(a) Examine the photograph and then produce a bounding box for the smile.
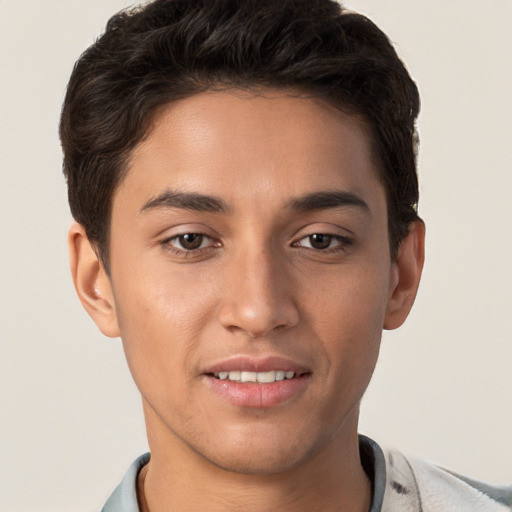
[206,370,309,407]
[213,370,296,383]
[204,356,310,406]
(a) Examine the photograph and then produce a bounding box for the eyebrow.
[140,190,229,213]
[140,189,370,216]
[287,190,370,214]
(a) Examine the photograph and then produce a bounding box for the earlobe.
[68,223,120,338]
[384,220,425,330]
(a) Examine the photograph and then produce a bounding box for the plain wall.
[0,1,510,511]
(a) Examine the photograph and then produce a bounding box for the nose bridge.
[218,242,299,337]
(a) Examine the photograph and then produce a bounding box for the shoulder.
[381,448,511,511]
[100,453,150,512]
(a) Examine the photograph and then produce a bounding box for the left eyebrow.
[287,190,371,214]
[140,190,229,214]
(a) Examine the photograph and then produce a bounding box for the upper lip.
[203,355,310,375]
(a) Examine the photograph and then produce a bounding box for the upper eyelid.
[165,232,212,243]
[163,233,221,253]
[290,220,355,238]
[163,231,210,241]
[159,226,218,242]
[293,233,351,246]
[292,228,353,243]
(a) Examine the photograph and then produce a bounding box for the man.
[60,0,511,510]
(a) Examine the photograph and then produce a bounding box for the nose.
[217,248,300,338]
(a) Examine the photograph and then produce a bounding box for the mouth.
[210,370,300,383]
[203,356,311,408]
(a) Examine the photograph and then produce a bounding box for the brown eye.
[163,232,221,256]
[178,233,204,250]
[308,234,332,249]
[294,233,350,252]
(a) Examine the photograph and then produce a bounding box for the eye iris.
[179,234,203,250]
[310,234,332,249]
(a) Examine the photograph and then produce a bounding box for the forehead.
[115,89,385,216]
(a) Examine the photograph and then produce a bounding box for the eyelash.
[161,232,352,256]
[292,233,353,253]
[162,233,220,256]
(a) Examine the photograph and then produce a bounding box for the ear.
[68,222,120,338]
[384,220,425,330]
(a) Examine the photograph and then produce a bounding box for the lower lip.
[204,375,310,408]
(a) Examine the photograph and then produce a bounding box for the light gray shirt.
[100,436,511,511]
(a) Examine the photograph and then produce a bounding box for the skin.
[69,89,424,512]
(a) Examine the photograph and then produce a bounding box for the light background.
[0,1,511,511]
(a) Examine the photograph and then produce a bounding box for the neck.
[138,407,371,512]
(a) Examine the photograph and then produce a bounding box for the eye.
[295,233,351,251]
[303,234,334,250]
[164,233,218,252]
[175,233,206,250]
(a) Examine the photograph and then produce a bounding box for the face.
[94,89,415,474]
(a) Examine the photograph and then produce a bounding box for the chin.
[205,449,311,476]
[195,427,328,476]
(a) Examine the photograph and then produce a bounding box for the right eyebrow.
[287,190,371,215]
[140,190,229,214]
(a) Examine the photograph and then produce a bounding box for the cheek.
[114,258,214,331]
[306,261,391,338]
[306,264,389,395]
[111,265,217,394]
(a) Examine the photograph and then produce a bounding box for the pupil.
[179,234,203,250]
[310,234,331,249]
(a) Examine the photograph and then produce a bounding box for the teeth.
[214,370,297,383]
[241,371,257,382]
[257,371,275,383]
